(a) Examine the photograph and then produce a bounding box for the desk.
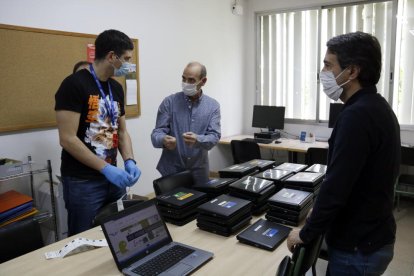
[220,135,328,162]
[0,216,292,276]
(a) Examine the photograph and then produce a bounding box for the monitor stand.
[254,130,281,140]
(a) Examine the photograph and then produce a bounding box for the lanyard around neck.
[89,64,116,126]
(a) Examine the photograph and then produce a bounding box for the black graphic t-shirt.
[55,69,125,179]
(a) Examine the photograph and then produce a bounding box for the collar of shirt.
[183,90,204,104]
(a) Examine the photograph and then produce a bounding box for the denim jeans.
[327,243,394,276]
[62,176,125,236]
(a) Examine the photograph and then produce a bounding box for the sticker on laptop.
[173,192,193,200]
[218,200,237,208]
[262,228,278,237]
[207,179,219,185]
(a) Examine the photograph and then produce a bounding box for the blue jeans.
[327,243,394,276]
[62,176,125,236]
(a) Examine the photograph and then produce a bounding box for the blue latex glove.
[124,159,141,186]
[101,164,132,189]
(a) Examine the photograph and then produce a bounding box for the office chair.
[0,218,44,263]
[305,148,328,166]
[395,146,414,210]
[153,170,194,196]
[276,234,324,276]
[93,197,146,227]
[230,140,262,164]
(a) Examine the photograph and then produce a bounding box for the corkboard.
[0,24,140,133]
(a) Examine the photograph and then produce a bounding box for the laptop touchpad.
[166,263,192,275]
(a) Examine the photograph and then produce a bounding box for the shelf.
[0,157,58,242]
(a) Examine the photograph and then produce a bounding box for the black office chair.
[230,140,262,164]
[0,218,44,263]
[93,197,146,227]
[305,148,329,166]
[395,146,414,210]
[153,170,194,196]
[276,234,324,276]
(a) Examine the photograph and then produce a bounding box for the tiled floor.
[307,198,414,276]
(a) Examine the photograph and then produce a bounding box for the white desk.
[220,134,328,162]
[0,216,293,276]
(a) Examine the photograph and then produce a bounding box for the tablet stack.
[266,188,313,226]
[283,172,324,196]
[273,162,308,173]
[305,164,327,174]
[218,161,259,178]
[192,178,237,199]
[156,187,208,226]
[197,194,252,237]
[243,159,276,172]
[236,218,291,251]
[228,176,276,215]
[254,169,294,192]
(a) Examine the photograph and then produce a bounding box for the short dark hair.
[73,61,90,74]
[327,32,381,87]
[94,29,134,60]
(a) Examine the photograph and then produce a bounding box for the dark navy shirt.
[300,86,401,253]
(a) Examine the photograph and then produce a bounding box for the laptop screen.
[101,200,172,269]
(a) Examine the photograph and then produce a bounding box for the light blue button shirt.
[151,91,221,185]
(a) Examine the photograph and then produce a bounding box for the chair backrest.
[401,146,414,167]
[0,219,44,263]
[93,199,145,227]
[291,234,324,276]
[153,170,194,196]
[306,148,329,166]
[230,140,261,164]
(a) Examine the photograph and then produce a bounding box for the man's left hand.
[286,228,304,253]
[124,159,141,186]
[183,132,197,146]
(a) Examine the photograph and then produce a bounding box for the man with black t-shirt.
[55,30,141,235]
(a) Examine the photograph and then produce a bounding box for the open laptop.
[100,199,213,276]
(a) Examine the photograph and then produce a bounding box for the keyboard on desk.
[132,245,194,275]
[242,138,274,144]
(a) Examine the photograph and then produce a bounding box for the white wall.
[0,0,246,195]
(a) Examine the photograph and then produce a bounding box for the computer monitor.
[328,103,344,128]
[252,105,285,132]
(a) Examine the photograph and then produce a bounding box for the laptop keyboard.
[132,245,195,276]
[242,138,273,144]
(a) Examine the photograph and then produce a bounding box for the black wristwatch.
[124,158,136,164]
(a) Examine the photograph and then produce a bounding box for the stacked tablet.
[283,172,324,196]
[254,168,294,192]
[156,187,208,226]
[193,178,238,199]
[243,159,276,172]
[196,194,252,236]
[266,188,313,226]
[218,162,258,178]
[228,176,276,215]
[273,162,308,173]
[236,218,291,251]
[305,164,327,174]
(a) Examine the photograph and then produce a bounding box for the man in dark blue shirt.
[287,32,401,275]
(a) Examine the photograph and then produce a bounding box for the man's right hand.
[163,135,177,150]
[101,164,132,189]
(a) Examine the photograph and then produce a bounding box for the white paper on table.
[44,237,108,259]
[126,79,137,105]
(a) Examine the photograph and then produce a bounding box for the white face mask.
[319,69,350,101]
[182,81,201,96]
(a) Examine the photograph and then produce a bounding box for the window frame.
[254,0,414,129]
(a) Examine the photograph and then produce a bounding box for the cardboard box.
[0,158,23,179]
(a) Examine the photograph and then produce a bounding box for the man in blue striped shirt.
[151,62,221,185]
